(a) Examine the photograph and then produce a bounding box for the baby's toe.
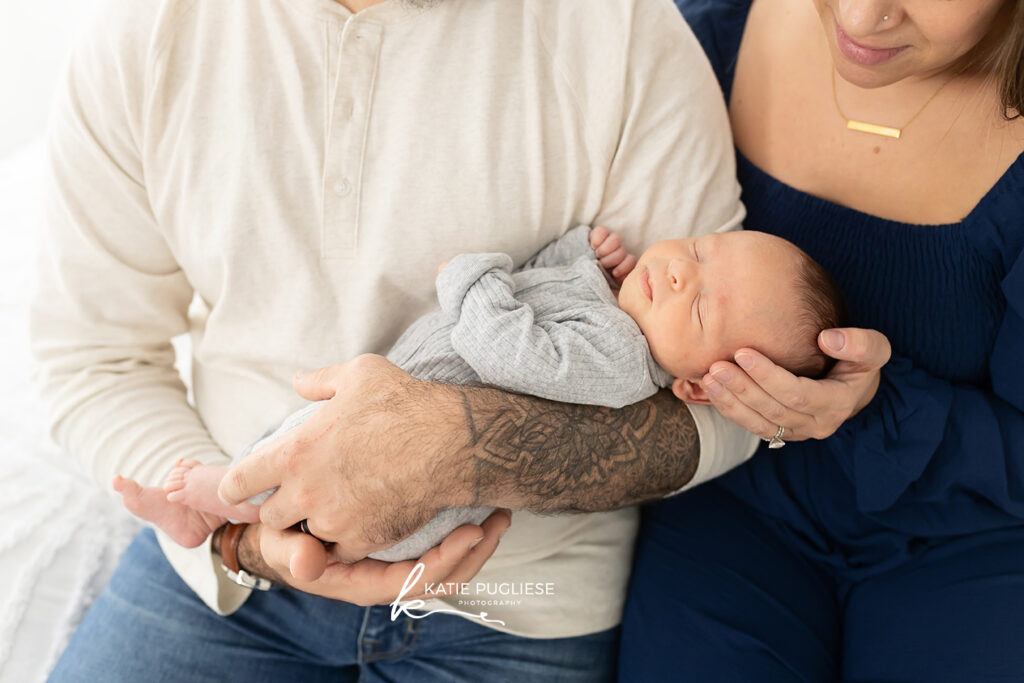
[114,476,142,498]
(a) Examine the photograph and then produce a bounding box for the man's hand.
[227,510,510,604]
[218,353,704,552]
[589,225,637,286]
[218,354,472,562]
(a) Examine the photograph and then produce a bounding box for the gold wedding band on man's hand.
[766,425,786,449]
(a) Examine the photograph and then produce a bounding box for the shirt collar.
[286,0,430,25]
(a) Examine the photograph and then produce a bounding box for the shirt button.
[332,179,352,197]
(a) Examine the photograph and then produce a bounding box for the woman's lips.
[640,268,653,302]
[835,20,908,66]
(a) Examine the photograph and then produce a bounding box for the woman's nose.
[836,0,896,36]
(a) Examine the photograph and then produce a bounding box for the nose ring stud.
[882,14,889,21]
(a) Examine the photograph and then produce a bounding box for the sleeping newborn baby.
[114,225,845,574]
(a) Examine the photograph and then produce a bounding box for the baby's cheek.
[652,341,702,380]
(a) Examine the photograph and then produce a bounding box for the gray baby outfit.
[242,225,673,561]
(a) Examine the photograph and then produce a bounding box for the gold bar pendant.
[846,120,901,139]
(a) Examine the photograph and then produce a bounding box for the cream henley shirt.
[31,0,758,638]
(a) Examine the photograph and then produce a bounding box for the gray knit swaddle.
[238,226,671,562]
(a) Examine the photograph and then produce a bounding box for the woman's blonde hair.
[971,0,1024,119]
[994,0,1024,119]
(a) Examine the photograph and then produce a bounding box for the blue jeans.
[49,529,617,682]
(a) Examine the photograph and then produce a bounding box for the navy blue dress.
[620,2,1024,681]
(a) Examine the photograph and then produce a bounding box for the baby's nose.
[667,259,686,290]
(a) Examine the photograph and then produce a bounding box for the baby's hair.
[776,252,848,380]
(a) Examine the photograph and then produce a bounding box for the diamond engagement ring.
[767,425,786,449]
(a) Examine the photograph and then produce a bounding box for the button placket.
[320,21,383,259]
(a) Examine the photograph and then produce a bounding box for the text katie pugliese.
[421,582,558,597]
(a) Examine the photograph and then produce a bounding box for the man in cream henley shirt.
[31,0,757,642]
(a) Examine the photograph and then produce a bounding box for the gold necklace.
[831,67,956,139]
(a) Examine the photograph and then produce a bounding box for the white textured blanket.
[0,141,141,683]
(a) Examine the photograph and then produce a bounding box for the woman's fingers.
[708,352,813,422]
[702,362,806,441]
[699,331,892,445]
[819,327,892,368]
[726,348,816,416]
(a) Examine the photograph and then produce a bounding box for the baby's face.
[618,231,804,382]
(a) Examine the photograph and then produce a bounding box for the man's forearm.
[453,387,699,512]
[212,524,283,584]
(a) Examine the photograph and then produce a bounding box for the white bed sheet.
[0,140,142,683]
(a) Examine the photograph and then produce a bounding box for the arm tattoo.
[458,387,699,512]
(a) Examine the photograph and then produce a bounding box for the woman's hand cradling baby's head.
[699,327,891,443]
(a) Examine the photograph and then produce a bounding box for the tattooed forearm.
[457,387,699,513]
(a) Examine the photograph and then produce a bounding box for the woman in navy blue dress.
[621,1,1024,681]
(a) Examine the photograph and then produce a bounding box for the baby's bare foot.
[164,459,260,523]
[113,475,225,548]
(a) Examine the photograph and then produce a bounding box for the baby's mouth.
[640,268,653,302]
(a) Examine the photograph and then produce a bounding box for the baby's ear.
[671,378,712,405]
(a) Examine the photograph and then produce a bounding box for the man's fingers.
[260,525,329,578]
[818,328,891,368]
[292,364,343,402]
[390,522,489,600]
[430,508,511,590]
[218,448,282,505]
[392,509,512,601]
[288,536,329,582]
[256,486,312,531]
[314,525,483,605]
[266,512,511,605]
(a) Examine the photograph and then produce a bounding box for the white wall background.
[0,5,144,681]
[0,0,102,159]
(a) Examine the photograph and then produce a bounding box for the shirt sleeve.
[30,3,230,514]
[436,254,659,408]
[824,249,1024,529]
[580,0,754,486]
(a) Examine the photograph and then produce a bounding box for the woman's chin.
[833,56,911,90]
